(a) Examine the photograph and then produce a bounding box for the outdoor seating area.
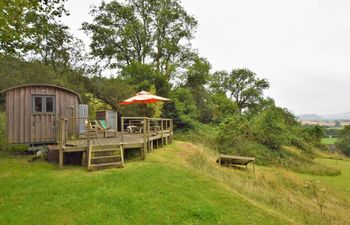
[1,84,174,171]
[58,116,173,170]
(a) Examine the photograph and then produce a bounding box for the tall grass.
[177,141,350,225]
[176,126,341,176]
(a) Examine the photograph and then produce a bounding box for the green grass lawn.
[321,138,338,145]
[0,149,287,225]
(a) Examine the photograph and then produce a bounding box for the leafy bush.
[7,144,29,153]
[336,125,350,156]
[0,112,6,150]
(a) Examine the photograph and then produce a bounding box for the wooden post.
[253,159,256,175]
[147,118,151,152]
[86,119,91,168]
[59,118,65,169]
[87,145,92,170]
[170,119,174,143]
[87,119,91,148]
[121,117,124,142]
[142,117,147,160]
[59,149,63,169]
[161,119,164,146]
[120,144,125,167]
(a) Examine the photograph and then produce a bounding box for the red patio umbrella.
[119,91,170,105]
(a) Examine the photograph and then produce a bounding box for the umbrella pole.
[143,104,147,117]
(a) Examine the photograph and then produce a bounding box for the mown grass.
[0,150,288,225]
[321,138,338,145]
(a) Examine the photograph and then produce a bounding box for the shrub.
[336,125,350,156]
[7,144,29,153]
[0,112,6,150]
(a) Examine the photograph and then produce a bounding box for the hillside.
[0,144,288,225]
[1,141,350,225]
[298,112,350,121]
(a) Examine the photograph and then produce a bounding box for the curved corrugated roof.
[0,84,81,103]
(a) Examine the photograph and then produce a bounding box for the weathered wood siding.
[5,85,79,144]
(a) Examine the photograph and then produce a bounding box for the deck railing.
[57,116,174,160]
[120,117,174,158]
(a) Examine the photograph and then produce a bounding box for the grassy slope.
[302,158,350,197]
[321,138,338,145]
[171,142,350,225]
[0,149,287,225]
[1,141,350,225]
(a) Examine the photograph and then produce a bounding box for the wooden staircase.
[87,144,125,171]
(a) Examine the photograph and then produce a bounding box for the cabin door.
[31,96,57,143]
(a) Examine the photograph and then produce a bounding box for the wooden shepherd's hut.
[1,84,81,145]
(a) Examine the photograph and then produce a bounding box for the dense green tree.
[30,23,86,76]
[170,87,199,128]
[82,0,197,95]
[305,125,324,144]
[209,93,238,123]
[0,0,68,56]
[185,57,212,123]
[252,106,299,150]
[210,68,270,114]
[336,125,350,156]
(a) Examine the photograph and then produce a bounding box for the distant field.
[321,138,338,145]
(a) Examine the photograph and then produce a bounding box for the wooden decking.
[58,132,172,169]
[64,132,171,152]
[57,116,174,170]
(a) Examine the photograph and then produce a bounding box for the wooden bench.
[217,154,255,173]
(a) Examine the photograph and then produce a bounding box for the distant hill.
[298,112,350,121]
[298,114,324,121]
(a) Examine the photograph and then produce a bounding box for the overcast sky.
[62,0,350,115]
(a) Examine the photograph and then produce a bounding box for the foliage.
[252,106,298,150]
[0,0,68,55]
[210,68,270,114]
[82,0,198,95]
[185,57,213,123]
[0,112,6,150]
[304,125,324,143]
[6,144,29,153]
[209,93,238,123]
[323,127,341,138]
[0,56,89,100]
[336,125,350,156]
[169,87,199,129]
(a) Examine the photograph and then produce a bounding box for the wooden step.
[91,145,120,150]
[91,148,120,152]
[88,145,125,171]
[91,155,121,160]
[90,161,123,168]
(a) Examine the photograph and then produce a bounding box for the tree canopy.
[211,68,270,114]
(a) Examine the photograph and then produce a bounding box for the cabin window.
[32,96,55,113]
[46,97,54,112]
